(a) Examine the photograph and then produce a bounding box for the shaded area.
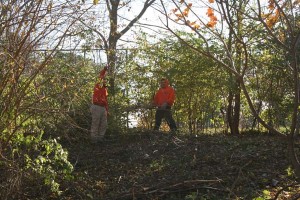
[61,132,299,199]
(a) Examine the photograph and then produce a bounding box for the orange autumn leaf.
[207,22,214,28]
[172,8,178,13]
[183,8,190,16]
[268,0,275,9]
[193,24,200,29]
[266,8,280,28]
[266,15,278,28]
[190,21,196,25]
[207,20,217,28]
[206,8,214,17]
[260,13,268,19]
[175,13,183,18]
[211,15,217,21]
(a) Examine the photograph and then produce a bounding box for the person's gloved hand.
[161,102,168,109]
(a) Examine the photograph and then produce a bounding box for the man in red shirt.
[152,78,177,132]
[90,66,109,143]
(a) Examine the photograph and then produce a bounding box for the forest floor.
[58,131,300,200]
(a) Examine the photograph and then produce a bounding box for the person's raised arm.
[99,65,109,79]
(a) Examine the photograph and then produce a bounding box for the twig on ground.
[116,179,226,199]
[228,160,252,198]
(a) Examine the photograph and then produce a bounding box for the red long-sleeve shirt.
[92,84,108,111]
[153,79,175,107]
[92,68,108,111]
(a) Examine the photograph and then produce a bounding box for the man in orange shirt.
[90,66,109,143]
[152,78,177,132]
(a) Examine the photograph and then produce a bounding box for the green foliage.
[246,41,294,131]
[1,118,73,198]
[35,51,97,139]
[124,27,298,134]
[286,166,294,177]
[149,158,165,172]
[24,137,73,195]
[185,192,198,200]
[0,43,93,198]
[253,190,271,200]
[123,32,228,133]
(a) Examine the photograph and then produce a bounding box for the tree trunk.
[287,54,300,178]
[227,90,234,134]
[232,89,240,135]
[287,134,300,179]
[187,92,192,134]
[227,79,241,135]
[251,101,262,130]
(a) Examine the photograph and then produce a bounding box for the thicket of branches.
[0,0,92,198]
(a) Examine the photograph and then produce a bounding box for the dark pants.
[154,109,177,131]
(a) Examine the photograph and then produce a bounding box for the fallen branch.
[116,179,227,199]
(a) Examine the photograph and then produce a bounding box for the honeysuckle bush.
[23,137,74,195]
[1,116,74,199]
[0,1,87,197]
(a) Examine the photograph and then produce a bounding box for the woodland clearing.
[48,131,300,200]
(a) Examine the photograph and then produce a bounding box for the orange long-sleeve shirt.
[153,79,175,107]
[92,67,108,111]
[92,84,108,111]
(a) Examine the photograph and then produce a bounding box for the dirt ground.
[59,131,300,200]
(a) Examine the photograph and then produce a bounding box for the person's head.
[160,78,169,88]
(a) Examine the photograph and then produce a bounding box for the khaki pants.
[90,104,107,141]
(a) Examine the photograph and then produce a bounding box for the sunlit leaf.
[206,8,214,17]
